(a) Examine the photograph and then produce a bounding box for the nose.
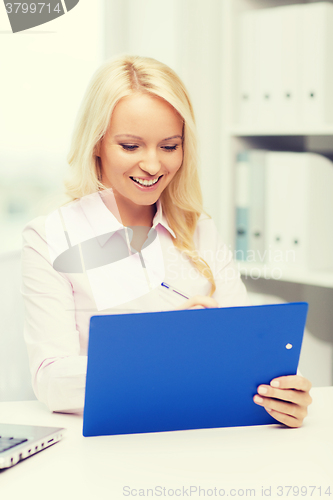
[139,150,161,176]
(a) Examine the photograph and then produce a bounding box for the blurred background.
[0,0,332,401]
[0,0,224,252]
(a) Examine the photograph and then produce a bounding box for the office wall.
[0,0,104,252]
[0,1,105,400]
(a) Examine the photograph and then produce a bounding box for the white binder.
[238,10,257,125]
[255,8,283,128]
[279,4,303,128]
[237,2,333,128]
[235,150,267,262]
[270,153,308,270]
[301,2,333,126]
[304,153,333,271]
[235,152,250,261]
[265,152,333,272]
[248,150,266,262]
[265,153,295,269]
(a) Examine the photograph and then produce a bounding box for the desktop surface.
[0,387,332,500]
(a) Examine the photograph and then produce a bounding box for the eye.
[120,144,138,151]
[162,145,179,152]
[120,143,180,152]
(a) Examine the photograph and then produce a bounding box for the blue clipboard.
[83,302,308,437]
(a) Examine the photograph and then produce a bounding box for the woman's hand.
[177,295,219,310]
[253,375,312,427]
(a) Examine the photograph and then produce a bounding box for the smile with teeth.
[130,176,162,187]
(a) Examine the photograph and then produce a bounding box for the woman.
[22,54,311,425]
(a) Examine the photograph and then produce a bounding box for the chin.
[132,195,160,206]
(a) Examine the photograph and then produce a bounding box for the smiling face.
[97,93,184,226]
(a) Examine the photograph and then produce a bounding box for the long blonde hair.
[64,54,216,296]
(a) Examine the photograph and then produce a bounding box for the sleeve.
[21,216,87,413]
[196,217,251,308]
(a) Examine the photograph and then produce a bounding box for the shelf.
[237,262,333,288]
[229,126,333,136]
[219,0,333,292]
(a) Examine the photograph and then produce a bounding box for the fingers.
[270,375,312,392]
[256,384,312,406]
[264,406,307,428]
[253,375,313,428]
[253,395,308,428]
[177,295,219,310]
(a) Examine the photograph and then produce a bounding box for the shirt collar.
[79,191,176,247]
[152,199,176,239]
[79,191,124,247]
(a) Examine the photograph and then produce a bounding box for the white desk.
[1,387,332,500]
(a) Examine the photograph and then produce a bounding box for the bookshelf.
[220,0,333,290]
[230,126,333,136]
[238,262,333,289]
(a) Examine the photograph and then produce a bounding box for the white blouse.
[21,191,250,413]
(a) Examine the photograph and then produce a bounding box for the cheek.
[166,151,183,174]
[102,148,135,175]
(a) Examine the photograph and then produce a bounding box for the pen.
[160,282,189,300]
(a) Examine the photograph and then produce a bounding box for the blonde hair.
[64,54,216,296]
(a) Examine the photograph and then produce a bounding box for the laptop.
[0,423,65,469]
[83,302,308,437]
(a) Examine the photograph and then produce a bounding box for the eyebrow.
[114,134,183,141]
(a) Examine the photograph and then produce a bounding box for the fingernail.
[258,386,268,395]
[254,395,263,403]
[271,380,280,388]
[266,408,272,412]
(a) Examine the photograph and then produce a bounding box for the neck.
[121,204,156,227]
[100,189,156,227]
